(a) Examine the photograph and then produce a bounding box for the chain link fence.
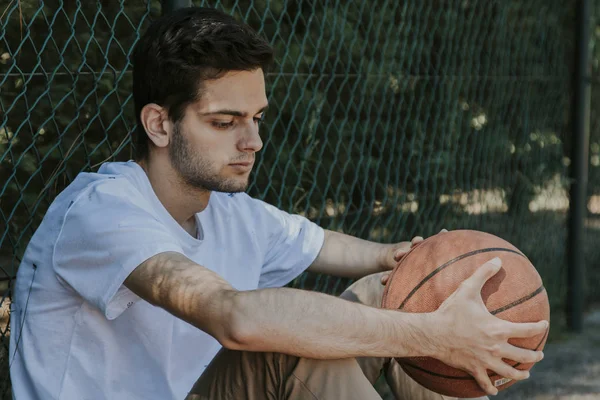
[1,0,599,397]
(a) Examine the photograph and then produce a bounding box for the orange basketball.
[381,230,550,398]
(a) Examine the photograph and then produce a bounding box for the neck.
[137,158,210,227]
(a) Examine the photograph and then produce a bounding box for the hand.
[380,229,448,286]
[424,257,548,396]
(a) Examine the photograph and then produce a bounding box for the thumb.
[465,257,503,293]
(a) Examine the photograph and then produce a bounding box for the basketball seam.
[490,286,545,315]
[397,248,526,310]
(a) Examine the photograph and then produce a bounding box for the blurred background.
[1,0,599,398]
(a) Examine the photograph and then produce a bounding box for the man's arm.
[124,251,429,359]
[307,229,418,278]
[125,251,547,395]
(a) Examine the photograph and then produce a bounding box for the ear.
[140,103,172,149]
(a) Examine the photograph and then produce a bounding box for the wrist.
[376,243,394,271]
[390,311,441,358]
[408,312,442,358]
[419,311,444,358]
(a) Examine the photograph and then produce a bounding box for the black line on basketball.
[491,286,545,315]
[398,248,525,310]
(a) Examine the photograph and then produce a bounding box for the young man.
[9,7,547,400]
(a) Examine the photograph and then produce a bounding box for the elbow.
[218,322,248,351]
[215,291,257,351]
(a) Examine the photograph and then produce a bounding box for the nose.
[238,121,263,153]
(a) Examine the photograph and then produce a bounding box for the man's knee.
[188,348,381,400]
[340,272,388,308]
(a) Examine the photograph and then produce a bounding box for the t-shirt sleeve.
[53,179,184,320]
[252,199,325,289]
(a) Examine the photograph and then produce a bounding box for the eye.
[254,115,265,125]
[211,121,234,129]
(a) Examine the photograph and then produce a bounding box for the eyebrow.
[200,105,269,117]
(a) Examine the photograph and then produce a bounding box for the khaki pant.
[186,273,488,400]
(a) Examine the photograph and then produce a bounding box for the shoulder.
[69,175,151,215]
[49,162,150,214]
[50,171,158,239]
[28,171,157,260]
[40,171,143,223]
[52,173,174,258]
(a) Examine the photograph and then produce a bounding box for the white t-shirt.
[9,161,325,400]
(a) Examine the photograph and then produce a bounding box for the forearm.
[126,251,434,361]
[227,286,434,360]
[308,230,393,278]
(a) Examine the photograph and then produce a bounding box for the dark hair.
[132,7,274,160]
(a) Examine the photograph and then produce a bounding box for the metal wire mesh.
[1,0,598,397]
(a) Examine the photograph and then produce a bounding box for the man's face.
[169,68,268,193]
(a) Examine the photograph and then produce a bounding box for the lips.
[229,161,253,167]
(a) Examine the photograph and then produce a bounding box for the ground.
[494,309,600,400]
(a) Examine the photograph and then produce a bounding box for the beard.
[169,123,250,193]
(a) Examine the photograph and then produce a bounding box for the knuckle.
[496,328,510,339]
[489,343,503,358]
[488,323,507,339]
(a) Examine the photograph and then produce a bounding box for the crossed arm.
[124,229,546,396]
[124,229,417,359]
[125,249,429,360]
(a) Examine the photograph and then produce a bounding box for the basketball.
[381,230,550,398]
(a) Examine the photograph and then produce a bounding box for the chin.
[219,177,249,193]
[232,180,250,193]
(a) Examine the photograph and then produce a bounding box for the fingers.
[463,257,503,293]
[411,236,424,246]
[394,237,424,261]
[487,360,530,382]
[393,230,446,262]
[502,319,549,339]
[380,273,390,286]
[471,368,498,396]
[472,353,535,396]
[495,342,544,364]
[393,245,411,261]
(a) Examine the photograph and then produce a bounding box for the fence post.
[162,0,192,15]
[567,0,591,333]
